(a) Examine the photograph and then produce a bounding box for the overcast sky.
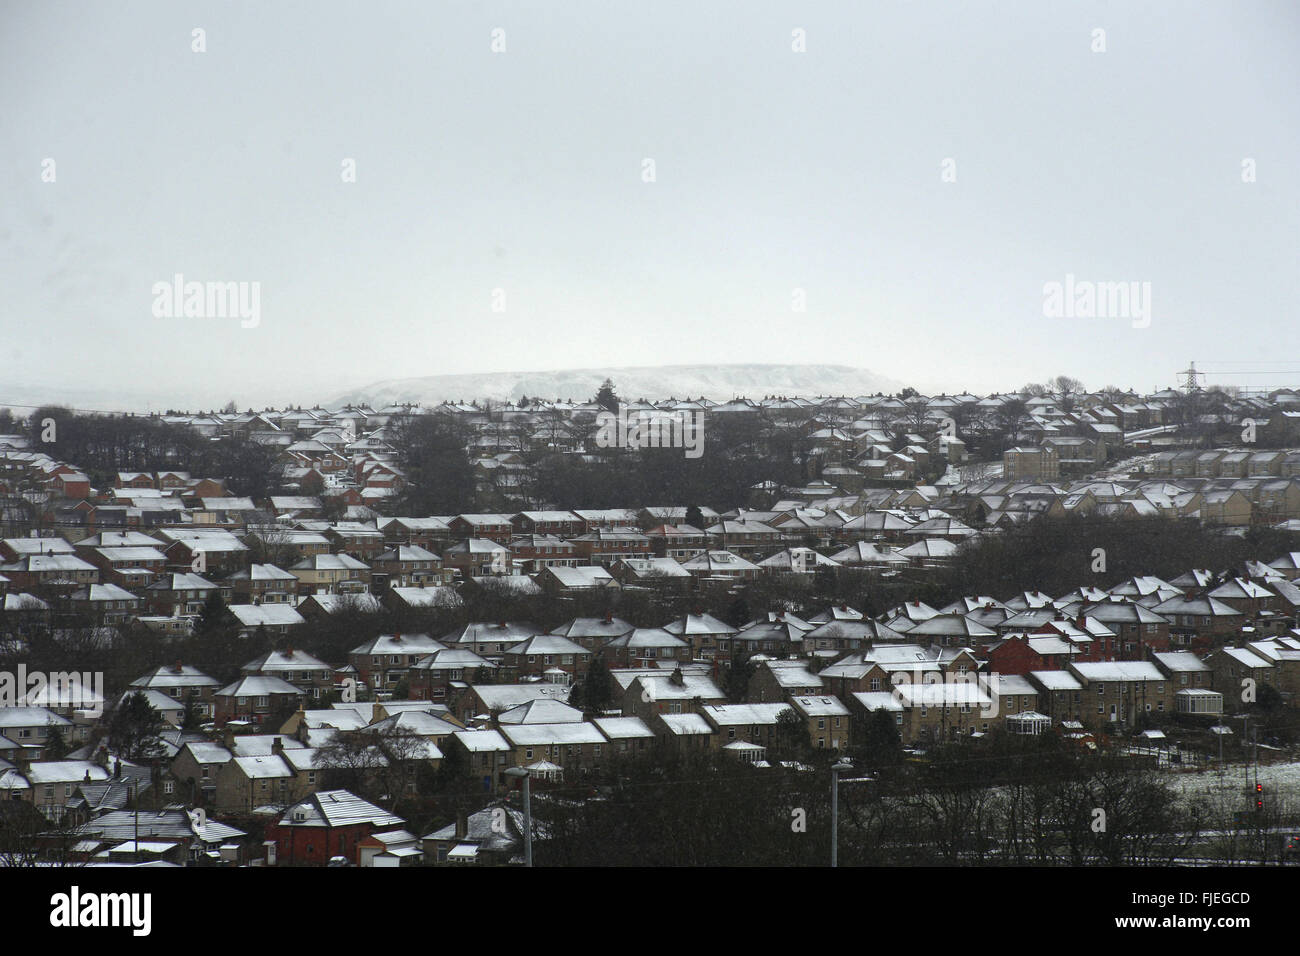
[3,0,1298,410]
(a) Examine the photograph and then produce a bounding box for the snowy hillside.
[330,363,906,406]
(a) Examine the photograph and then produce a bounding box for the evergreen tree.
[108,691,166,762]
[595,379,619,413]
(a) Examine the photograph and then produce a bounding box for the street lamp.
[504,767,533,867]
[830,760,853,868]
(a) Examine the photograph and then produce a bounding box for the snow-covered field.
[1168,760,1300,816]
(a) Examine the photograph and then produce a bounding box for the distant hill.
[330,364,906,406]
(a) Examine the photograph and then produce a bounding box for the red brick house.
[267,790,406,865]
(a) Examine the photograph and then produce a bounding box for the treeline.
[389,412,809,515]
[17,407,279,499]
[936,513,1299,599]
[526,735,1245,866]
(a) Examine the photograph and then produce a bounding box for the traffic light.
[1256,783,1264,811]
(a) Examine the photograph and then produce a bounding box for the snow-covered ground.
[1168,760,1300,817]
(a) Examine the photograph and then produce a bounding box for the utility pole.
[504,766,533,867]
[132,778,139,864]
[831,760,853,867]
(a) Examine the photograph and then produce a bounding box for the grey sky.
[3,0,1298,410]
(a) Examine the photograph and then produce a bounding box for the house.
[442,539,511,577]
[369,544,445,588]
[599,628,690,667]
[510,510,585,537]
[500,635,591,683]
[143,572,219,617]
[448,514,514,544]
[568,529,653,567]
[130,663,222,719]
[1205,645,1276,701]
[747,659,823,702]
[267,790,405,865]
[498,722,608,772]
[700,702,794,749]
[350,633,449,693]
[289,553,371,595]
[509,534,579,571]
[226,603,306,639]
[1066,661,1173,730]
[643,523,708,561]
[610,556,693,590]
[242,648,335,701]
[619,668,728,721]
[660,613,738,661]
[423,804,533,865]
[680,550,761,584]
[537,565,619,592]
[0,707,77,760]
[227,564,300,605]
[788,695,850,749]
[2,760,111,821]
[213,676,305,727]
[407,648,498,703]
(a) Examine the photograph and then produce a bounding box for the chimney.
[455,811,468,840]
[223,724,235,752]
[174,660,184,674]
[272,737,284,756]
[113,758,121,779]
[604,610,613,624]
[285,646,294,658]
[392,633,401,643]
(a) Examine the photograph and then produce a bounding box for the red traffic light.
[1256,783,1263,792]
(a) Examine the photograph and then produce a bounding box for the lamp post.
[504,767,532,867]
[830,760,853,868]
